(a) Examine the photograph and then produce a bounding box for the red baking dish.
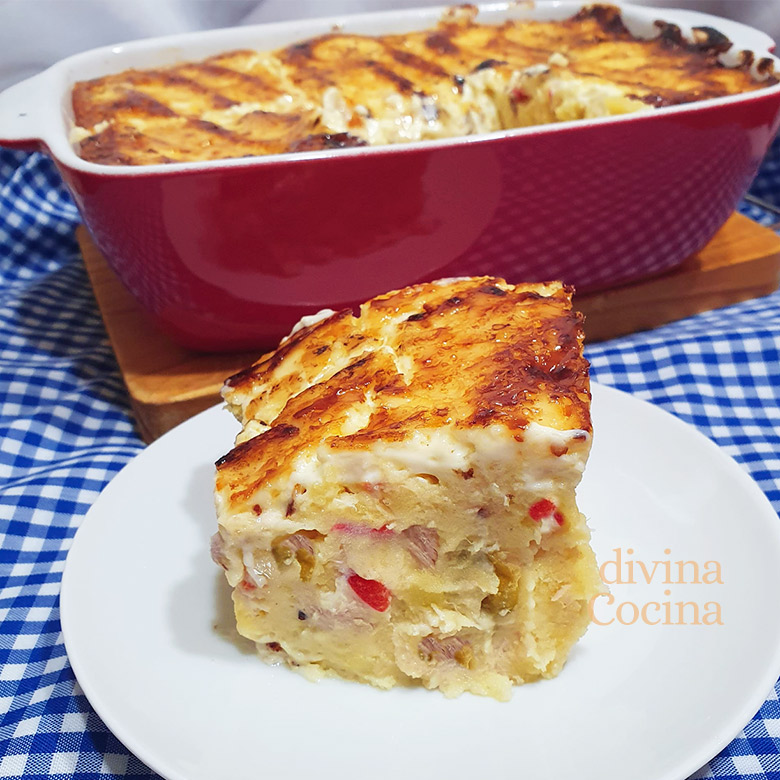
[1,2,779,351]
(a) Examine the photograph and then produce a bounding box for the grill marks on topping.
[559,8,771,102]
[389,48,452,81]
[73,5,775,166]
[177,61,285,102]
[365,59,416,94]
[72,51,310,163]
[425,31,460,56]
[395,282,589,431]
[564,63,736,105]
[280,33,453,103]
[216,277,591,510]
[113,88,178,116]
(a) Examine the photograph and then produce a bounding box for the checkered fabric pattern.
[0,132,779,779]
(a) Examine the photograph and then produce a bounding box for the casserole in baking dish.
[1,2,778,351]
[68,4,776,166]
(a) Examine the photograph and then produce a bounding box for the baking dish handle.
[0,75,48,152]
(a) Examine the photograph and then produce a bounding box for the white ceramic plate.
[61,383,780,780]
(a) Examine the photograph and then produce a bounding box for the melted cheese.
[71,4,776,165]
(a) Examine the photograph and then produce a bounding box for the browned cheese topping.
[71,4,776,166]
[216,277,589,513]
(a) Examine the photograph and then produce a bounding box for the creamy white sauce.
[68,119,110,145]
[242,422,589,526]
[287,308,336,338]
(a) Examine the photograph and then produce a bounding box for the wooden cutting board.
[78,212,780,443]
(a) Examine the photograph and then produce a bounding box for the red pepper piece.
[511,87,530,104]
[347,573,391,612]
[238,571,257,592]
[529,499,556,521]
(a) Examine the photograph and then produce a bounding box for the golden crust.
[216,277,590,510]
[72,4,775,165]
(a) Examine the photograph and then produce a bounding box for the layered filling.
[314,58,649,147]
[212,422,600,700]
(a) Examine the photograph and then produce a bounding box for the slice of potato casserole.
[212,277,601,700]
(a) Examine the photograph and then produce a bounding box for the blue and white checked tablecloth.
[1,135,780,778]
